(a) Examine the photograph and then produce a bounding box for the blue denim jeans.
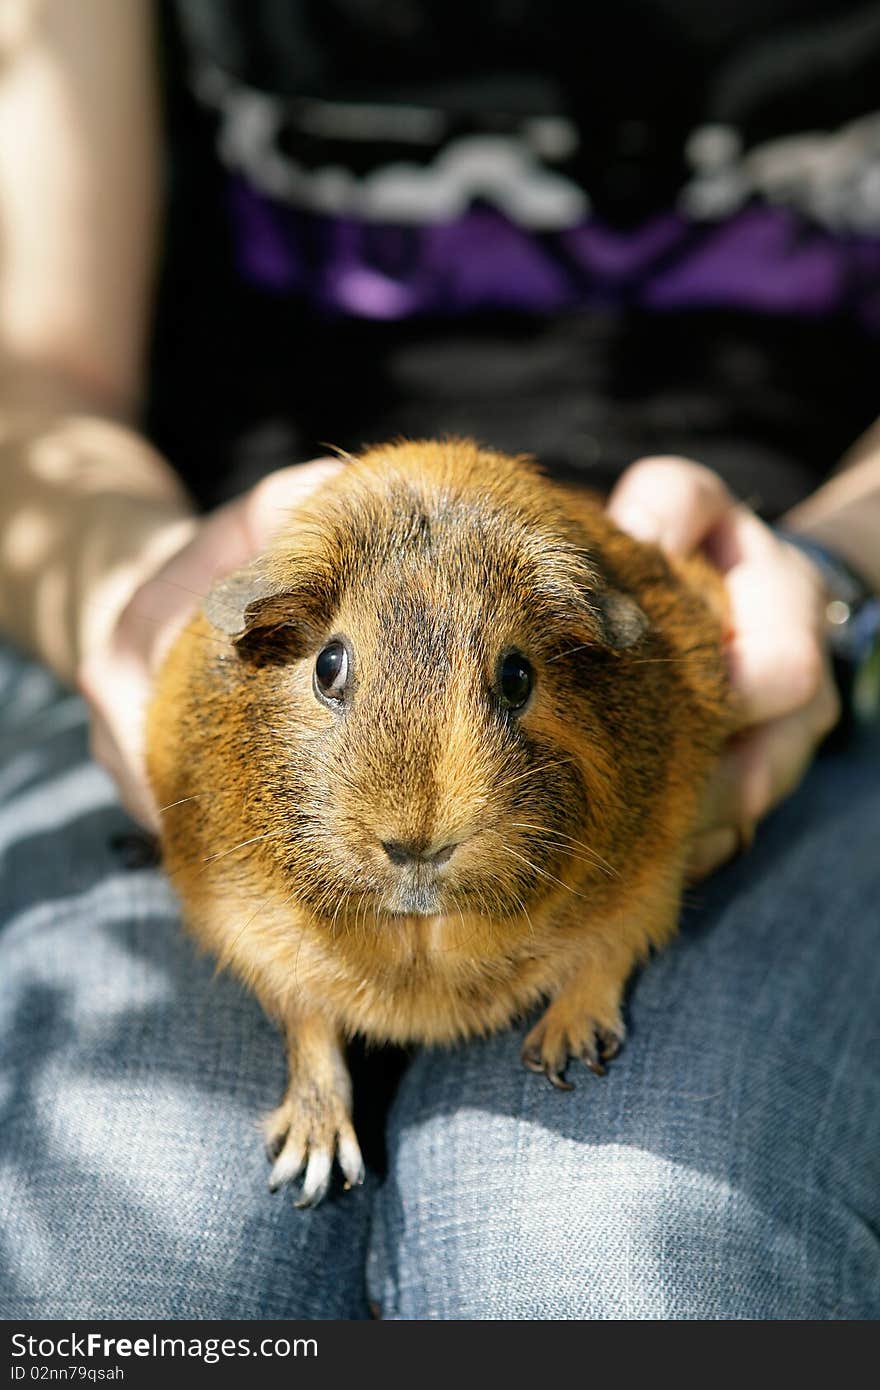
[1,640,878,1319]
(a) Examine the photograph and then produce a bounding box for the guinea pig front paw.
[263,1018,365,1207]
[264,1082,365,1208]
[521,1004,625,1092]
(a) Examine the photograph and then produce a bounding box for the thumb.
[131,458,345,670]
[240,457,344,551]
[607,456,733,556]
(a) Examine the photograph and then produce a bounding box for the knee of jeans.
[0,1048,375,1319]
[371,1106,860,1319]
[0,929,374,1319]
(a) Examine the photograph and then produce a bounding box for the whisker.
[508,888,535,940]
[200,830,281,865]
[355,889,372,944]
[508,820,619,878]
[548,644,721,667]
[329,885,349,937]
[545,643,593,664]
[490,837,589,901]
[453,890,501,953]
[627,656,721,666]
[495,757,574,793]
[157,794,205,815]
[215,883,298,976]
[520,837,617,878]
[452,899,468,953]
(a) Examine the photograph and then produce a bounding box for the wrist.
[780,486,880,597]
[0,409,195,682]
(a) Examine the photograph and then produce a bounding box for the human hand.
[78,458,342,830]
[607,456,841,880]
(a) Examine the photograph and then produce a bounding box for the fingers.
[611,456,834,730]
[722,517,830,727]
[114,457,345,676]
[686,679,841,880]
[80,456,344,830]
[81,647,159,831]
[610,454,843,885]
[243,457,343,550]
[700,715,816,831]
[685,826,739,882]
[607,455,733,555]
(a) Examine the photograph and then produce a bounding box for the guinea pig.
[146,438,734,1206]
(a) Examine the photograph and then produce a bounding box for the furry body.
[147,440,733,1203]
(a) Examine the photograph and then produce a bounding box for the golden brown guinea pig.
[146,438,734,1206]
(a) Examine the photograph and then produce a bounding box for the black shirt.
[148,0,880,512]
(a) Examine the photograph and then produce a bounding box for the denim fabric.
[1,640,878,1319]
[0,648,373,1319]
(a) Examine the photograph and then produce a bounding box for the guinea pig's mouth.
[382,882,444,917]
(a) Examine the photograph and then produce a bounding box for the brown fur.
[146,439,734,1199]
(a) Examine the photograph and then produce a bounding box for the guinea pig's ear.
[203,556,325,648]
[592,587,649,651]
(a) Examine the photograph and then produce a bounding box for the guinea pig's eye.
[314,641,349,703]
[497,651,533,712]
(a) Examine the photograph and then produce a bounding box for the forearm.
[0,0,177,683]
[0,371,195,684]
[783,431,880,594]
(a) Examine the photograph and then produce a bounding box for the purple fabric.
[227,177,880,331]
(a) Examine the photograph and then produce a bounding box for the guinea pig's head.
[203,441,648,926]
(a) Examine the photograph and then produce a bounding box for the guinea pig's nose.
[381,839,458,868]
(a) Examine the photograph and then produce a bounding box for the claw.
[545,1067,574,1092]
[580,1021,626,1075]
[523,1014,626,1092]
[268,1136,307,1192]
[264,1096,364,1206]
[579,1034,607,1076]
[597,1026,623,1061]
[338,1132,366,1190]
[522,1042,575,1090]
[295,1149,333,1208]
[521,1042,545,1074]
[266,1131,286,1162]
